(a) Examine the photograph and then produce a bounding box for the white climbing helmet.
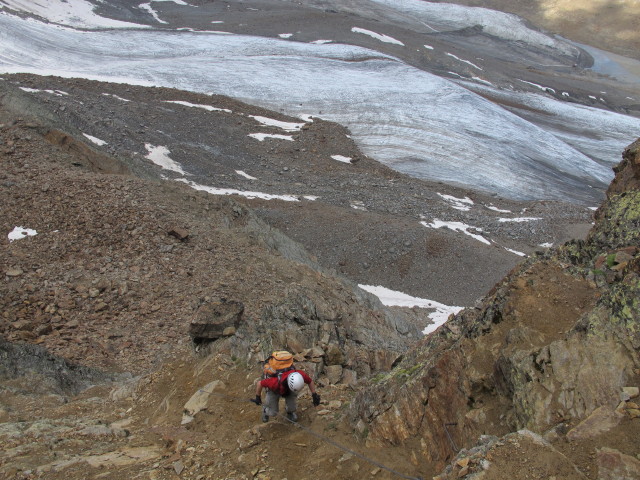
[287,372,304,393]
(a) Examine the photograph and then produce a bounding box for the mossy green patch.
[391,363,423,381]
[588,276,640,335]
[370,372,388,384]
[590,191,640,251]
[612,191,640,222]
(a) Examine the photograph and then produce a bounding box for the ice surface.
[359,284,463,334]
[290,0,577,54]
[0,13,637,204]
[144,144,185,174]
[0,0,149,29]
[176,179,299,202]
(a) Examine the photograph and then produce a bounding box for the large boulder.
[189,299,244,342]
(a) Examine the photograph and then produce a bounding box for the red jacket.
[260,369,312,396]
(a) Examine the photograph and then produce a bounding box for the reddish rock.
[606,139,640,197]
[566,406,624,441]
[597,447,640,480]
[168,227,189,241]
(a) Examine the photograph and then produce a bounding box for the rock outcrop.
[350,139,640,474]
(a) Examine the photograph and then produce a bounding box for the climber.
[252,369,321,423]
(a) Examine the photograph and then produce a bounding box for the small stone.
[12,320,33,331]
[614,250,634,264]
[627,408,640,418]
[14,331,35,341]
[622,387,639,400]
[168,227,189,241]
[66,319,79,329]
[567,406,624,441]
[222,326,236,336]
[338,453,353,463]
[35,324,53,336]
[598,447,640,479]
[286,335,305,354]
[237,426,262,450]
[5,269,23,277]
[184,380,224,417]
[96,278,111,292]
[307,346,325,358]
[325,343,344,365]
[325,365,343,384]
[173,460,184,475]
[457,457,470,468]
[342,369,357,386]
[457,466,469,477]
[94,302,108,312]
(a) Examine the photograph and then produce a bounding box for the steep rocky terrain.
[0,74,596,309]
[1,96,428,479]
[2,1,640,478]
[351,139,640,479]
[1,70,639,479]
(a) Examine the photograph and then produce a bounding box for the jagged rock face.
[219,280,423,379]
[605,139,640,198]
[350,138,640,467]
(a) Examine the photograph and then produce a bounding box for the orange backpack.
[263,351,294,377]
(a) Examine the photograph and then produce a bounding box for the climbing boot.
[286,412,298,422]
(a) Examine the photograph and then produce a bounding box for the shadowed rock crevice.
[0,337,120,396]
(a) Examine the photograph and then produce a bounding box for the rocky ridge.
[350,139,640,479]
